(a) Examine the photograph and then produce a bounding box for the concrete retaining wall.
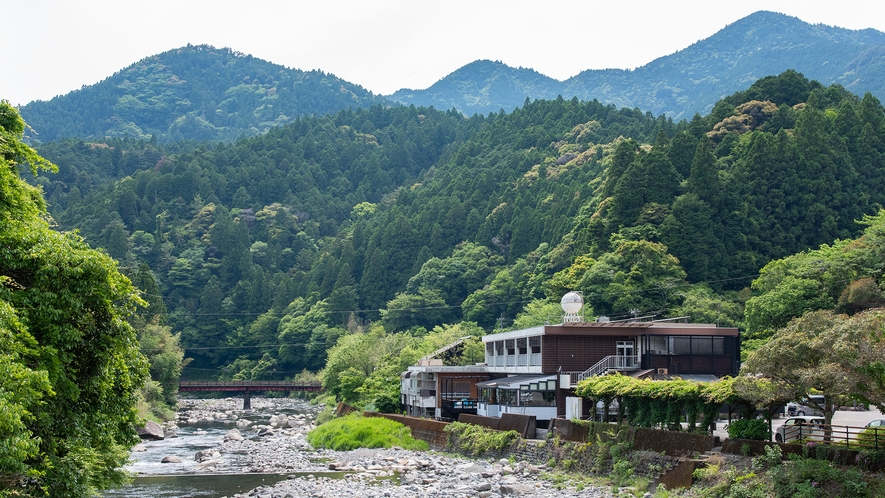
[364,412,450,449]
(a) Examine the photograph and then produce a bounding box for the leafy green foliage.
[306,413,427,451]
[727,419,770,441]
[1,101,148,496]
[444,422,519,455]
[742,309,885,423]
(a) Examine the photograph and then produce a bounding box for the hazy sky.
[2,1,884,106]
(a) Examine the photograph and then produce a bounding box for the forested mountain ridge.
[19,45,389,143]
[32,72,885,383]
[390,11,885,119]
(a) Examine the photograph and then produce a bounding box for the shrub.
[771,455,868,497]
[728,419,770,441]
[444,422,519,455]
[856,427,885,450]
[306,414,428,451]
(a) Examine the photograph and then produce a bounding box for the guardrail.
[779,422,883,449]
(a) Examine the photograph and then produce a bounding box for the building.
[400,360,492,419]
[401,309,739,425]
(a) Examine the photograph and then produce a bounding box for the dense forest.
[19,45,388,143]
[26,70,885,389]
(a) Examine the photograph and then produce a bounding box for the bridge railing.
[179,380,323,389]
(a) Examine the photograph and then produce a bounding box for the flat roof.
[482,326,545,343]
[475,374,556,389]
[544,322,739,337]
[406,365,492,374]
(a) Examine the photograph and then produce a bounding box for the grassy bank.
[307,413,429,451]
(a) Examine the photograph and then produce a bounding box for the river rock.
[224,428,244,442]
[137,420,165,440]
[132,444,147,452]
[160,456,182,463]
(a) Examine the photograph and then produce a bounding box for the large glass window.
[521,390,556,407]
[648,336,667,354]
[498,389,516,406]
[670,337,691,355]
[517,338,527,355]
[692,337,713,355]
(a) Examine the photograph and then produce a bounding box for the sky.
[2,0,884,106]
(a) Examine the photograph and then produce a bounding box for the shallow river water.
[103,398,330,498]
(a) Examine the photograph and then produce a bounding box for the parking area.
[712,408,885,442]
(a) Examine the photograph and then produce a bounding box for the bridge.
[178,380,324,409]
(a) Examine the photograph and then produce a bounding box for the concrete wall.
[364,412,449,449]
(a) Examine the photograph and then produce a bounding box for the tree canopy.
[1,101,147,496]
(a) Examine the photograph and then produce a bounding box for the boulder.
[137,420,165,440]
[224,429,244,442]
[161,456,182,463]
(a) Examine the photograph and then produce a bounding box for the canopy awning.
[475,374,556,390]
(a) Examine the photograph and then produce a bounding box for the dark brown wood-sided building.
[481,319,739,420]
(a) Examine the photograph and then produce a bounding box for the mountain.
[388,60,562,113]
[389,11,885,119]
[19,45,388,143]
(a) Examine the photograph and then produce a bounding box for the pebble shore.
[229,448,615,498]
[177,398,615,497]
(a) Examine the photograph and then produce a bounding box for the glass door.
[617,341,635,367]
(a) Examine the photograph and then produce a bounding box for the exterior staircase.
[563,354,641,386]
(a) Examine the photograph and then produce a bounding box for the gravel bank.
[178,399,616,497]
[227,447,616,498]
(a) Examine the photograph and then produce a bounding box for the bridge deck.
[178,381,324,393]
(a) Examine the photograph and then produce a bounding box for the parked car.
[866,418,885,428]
[775,416,826,443]
[786,395,825,416]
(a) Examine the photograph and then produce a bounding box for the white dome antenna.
[560,291,584,323]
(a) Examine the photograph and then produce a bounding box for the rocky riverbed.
[228,448,616,498]
[157,398,616,497]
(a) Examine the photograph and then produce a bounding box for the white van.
[786,395,825,416]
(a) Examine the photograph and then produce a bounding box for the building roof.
[475,374,556,389]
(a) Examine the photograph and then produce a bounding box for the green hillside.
[19,45,388,143]
[31,72,885,380]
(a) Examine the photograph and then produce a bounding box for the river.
[103,397,333,498]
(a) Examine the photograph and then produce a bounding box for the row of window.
[486,337,542,356]
[646,336,726,356]
[478,388,556,407]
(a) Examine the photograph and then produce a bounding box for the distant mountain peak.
[388,11,885,118]
[20,45,388,143]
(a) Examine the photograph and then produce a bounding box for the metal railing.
[178,380,323,391]
[779,422,883,449]
[560,355,641,386]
